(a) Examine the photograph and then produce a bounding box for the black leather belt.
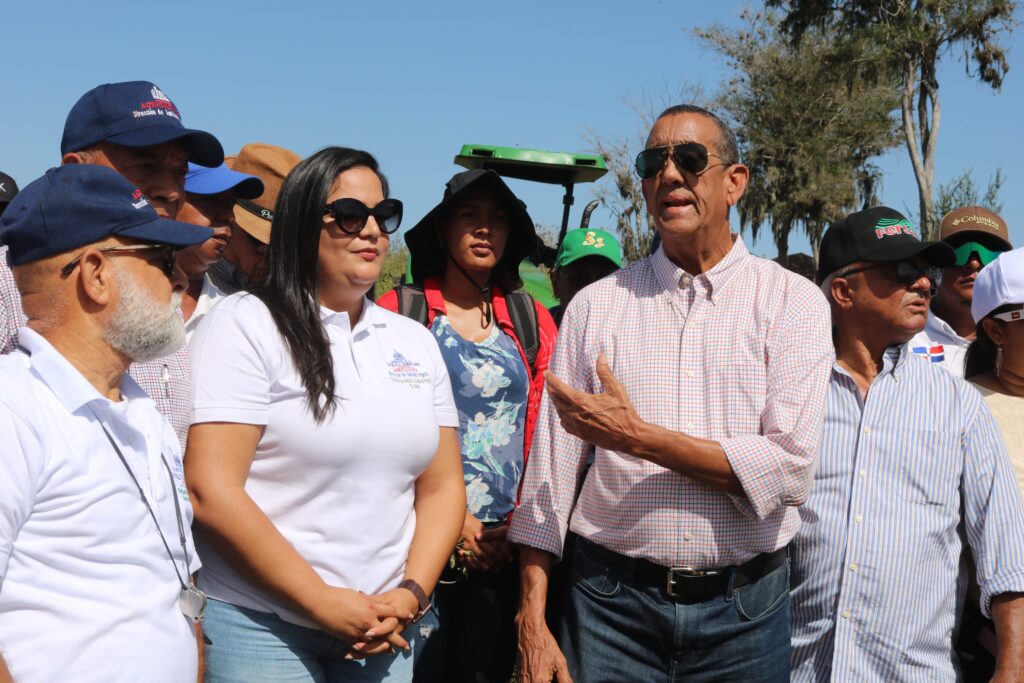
[578,538,787,603]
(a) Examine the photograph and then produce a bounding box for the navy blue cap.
[0,164,214,266]
[185,162,264,200]
[60,81,224,167]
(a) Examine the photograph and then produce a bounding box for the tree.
[373,232,408,300]
[767,0,1018,239]
[935,166,1004,216]
[698,10,900,265]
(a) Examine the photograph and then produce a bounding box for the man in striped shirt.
[509,105,834,682]
[791,207,1024,681]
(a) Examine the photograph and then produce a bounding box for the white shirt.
[183,274,227,343]
[0,329,200,683]
[907,311,971,377]
[189,294,457,628]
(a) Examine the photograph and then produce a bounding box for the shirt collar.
[649,233,749,302]
[318,297,387,336]
[18,327,149,413]
[831,344,908,383]
[924,311,969,345]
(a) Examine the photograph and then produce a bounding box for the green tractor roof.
[454,144,607,185]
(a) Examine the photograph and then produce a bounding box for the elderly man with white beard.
[0,164,213,683]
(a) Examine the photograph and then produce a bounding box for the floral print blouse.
[432,315,529,523]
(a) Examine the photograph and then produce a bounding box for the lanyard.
[92,411,191,591]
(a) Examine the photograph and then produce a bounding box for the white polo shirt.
[189,293,457,628]
[0,329,201,683]
[907,311,971,377]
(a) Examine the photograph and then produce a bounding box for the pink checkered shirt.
[508,237,834,569]
[1,246,193,451]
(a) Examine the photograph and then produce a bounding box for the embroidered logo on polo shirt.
[911,344,945,363]
[387,351,430,389]
[170,456,190,501]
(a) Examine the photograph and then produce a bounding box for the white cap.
[972,247,1024,323]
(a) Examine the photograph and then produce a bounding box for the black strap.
[505,290,539,376]
[395,284,429,327]
[93,414,191,591]
[395,284,539,376]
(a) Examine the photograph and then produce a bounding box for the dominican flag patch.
[911,344,946,363]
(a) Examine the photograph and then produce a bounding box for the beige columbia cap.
[939,206,1012,250]
[227,143,301,244]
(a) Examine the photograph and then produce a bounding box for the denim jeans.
[412,562,519,683]
[202,598,414,683]
[558,539,792,683]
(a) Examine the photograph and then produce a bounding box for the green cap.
[555,228,623,269]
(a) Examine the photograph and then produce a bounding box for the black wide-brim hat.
[405,169,537,283]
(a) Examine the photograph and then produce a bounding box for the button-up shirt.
[907,311,970,377]
[0,328,200,683]
[509,237,834,568]
[791,346,1024,682]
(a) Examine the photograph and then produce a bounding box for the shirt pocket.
[895,430,961,506]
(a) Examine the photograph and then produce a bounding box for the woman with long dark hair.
[957,247,1024,683]
[185,147,465,682]
[377,169,557,683]
[965,246,1024,475]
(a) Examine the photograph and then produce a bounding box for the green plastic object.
[519,261,558,309]
[454,144,607,185]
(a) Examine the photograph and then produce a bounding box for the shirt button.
[855,515,863,524]
[841,609,851,619]
[862,427,870,434]
[849,562,858,572]
[685,422,695,432]
[859,470,867,478]
[680,275,693,287]
[684,532,694,541]
[684,370,694,378]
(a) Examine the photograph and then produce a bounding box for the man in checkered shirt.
[509,105,834,682]
[0,81,223,450]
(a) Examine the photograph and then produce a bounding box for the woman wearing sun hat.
[378,168,557,683]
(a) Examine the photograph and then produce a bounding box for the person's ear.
[77,250,117,308]
[831,276,855,311]
[61,152,86,165]
[724,163,750,207]
[982,317,1006,346]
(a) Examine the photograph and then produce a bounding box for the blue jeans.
[558,539,792,683]
[202,598,413,683]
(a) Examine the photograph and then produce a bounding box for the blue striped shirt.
[791,346,1024,682]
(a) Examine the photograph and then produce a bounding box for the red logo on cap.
[132,189,144,201]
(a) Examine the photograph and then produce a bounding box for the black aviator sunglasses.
[60,244,178,278]
[323,198,403,235]
[634,142,727,180]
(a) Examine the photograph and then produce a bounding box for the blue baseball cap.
[185,163,264,200]
[60,81,224,167]
[0,164,214,267]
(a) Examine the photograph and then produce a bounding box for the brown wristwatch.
[399,579,432,623]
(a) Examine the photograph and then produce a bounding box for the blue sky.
[2,1,1020,257]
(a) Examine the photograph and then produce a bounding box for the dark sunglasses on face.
[837,261,943,294]
[634,142,725,180]
[60,244,178,278]
[322,198,403,235]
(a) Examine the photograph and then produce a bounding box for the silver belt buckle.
[666,566,720,597]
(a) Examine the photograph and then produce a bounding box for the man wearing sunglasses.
[791,207,1024,681]
[908,206,1013,376]
[510,105,834,682]
[0,164,214,683]
[0,80,225,451]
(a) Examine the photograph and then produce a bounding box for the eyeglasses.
[60,244,178,278]
[634,142,727,180]
[836,261,943,294]
[323,198,403,235]
[952,241,1005,267]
